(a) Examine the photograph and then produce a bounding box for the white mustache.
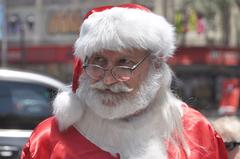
[90,81,133,93]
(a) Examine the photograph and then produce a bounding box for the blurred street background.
[0,0,239,118]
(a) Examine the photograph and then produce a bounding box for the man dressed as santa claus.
[21,4,228,159]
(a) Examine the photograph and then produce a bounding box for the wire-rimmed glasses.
[83,53,150,82]
[224,141,240,151]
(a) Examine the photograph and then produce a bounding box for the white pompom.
[53,91,84,131]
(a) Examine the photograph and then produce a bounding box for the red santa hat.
[72,4,176,93]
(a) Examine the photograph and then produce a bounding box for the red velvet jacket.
[21,106,228,159]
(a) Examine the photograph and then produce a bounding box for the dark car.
[0,69,65,159]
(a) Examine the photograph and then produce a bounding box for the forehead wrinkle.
[93,48,148,59]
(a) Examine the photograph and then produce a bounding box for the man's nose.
[102,70,117,85]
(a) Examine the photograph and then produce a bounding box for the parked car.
[0,69,66,159]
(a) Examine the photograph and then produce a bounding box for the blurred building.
[5,0,240,47]
[1,0,240,112]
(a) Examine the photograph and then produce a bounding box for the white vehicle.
[0,69,65,159]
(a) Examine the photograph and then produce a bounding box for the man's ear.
[152,55,165,70]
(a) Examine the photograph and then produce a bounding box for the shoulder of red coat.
[29,116,61,145]
[181,103,212,128]
[32,116,58,132]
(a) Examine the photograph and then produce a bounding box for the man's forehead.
[91,48,148,57]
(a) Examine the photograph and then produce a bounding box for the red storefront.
[7,45,73,64]
[5,45,74,82]
[168,47,240,114]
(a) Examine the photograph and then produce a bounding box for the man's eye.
[91,56,107,66]
[118,59,135,66]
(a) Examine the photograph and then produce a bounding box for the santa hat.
[72,3,176,93]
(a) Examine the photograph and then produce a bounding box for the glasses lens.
[112,67,132,81]
[225,142,237,151]
[85,65,104,80]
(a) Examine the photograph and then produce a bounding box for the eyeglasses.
[224,141,240,151]
[83,53,150,82]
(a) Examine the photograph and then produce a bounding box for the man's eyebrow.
[91,52,102,56]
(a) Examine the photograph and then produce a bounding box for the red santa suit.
[21,3,228,159]
[21,106,228,159]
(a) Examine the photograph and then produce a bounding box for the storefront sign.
[47,9,83,34]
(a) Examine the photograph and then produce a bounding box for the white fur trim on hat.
[74,7,176,60]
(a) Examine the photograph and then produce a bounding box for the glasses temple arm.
[132,53,150,70]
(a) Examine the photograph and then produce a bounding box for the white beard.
[54,63,186,158]
[74,91,170,159]
[73,65,184,159]
[76,67,162,120]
